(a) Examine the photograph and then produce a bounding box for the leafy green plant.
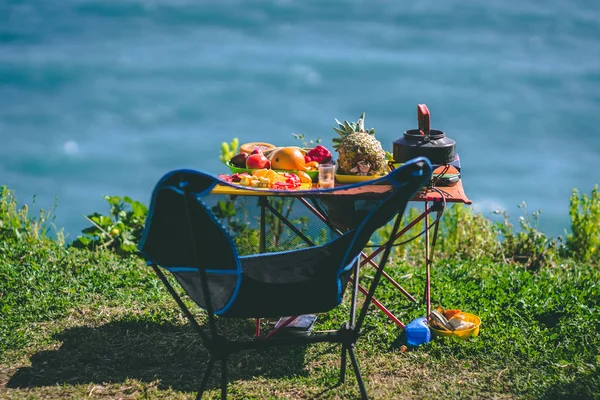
[291,133,321,148]
[437,204,499,261]
[0,185,62,244]
[377,202,555,269]
[494,202,557,270]
[372,207,425,265]
[211,196,318,255]
[566,185,600,264]
[219,137,239,164]
[211,197,260,256]
[72,195,148,254]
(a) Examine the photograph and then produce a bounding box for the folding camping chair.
[137,157,432,399]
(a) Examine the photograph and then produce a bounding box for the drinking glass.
[318,164,336,189]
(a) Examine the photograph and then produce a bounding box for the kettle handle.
[417,104,430,138]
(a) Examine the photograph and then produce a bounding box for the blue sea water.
[1,0,599,241]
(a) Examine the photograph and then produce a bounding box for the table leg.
[259,197,267,253]
[425,201,431,319]
[256,197,268,337]
[425,199,445,320]
[349,257,360,328]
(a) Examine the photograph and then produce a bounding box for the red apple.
[246,153,269,169]
[251,148,263,155]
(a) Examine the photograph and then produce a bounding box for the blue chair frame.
[138,157,432,399]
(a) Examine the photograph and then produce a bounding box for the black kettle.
[392,104,456,165]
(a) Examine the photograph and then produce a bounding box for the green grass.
[1,185,600,399]
[1,237,598,399]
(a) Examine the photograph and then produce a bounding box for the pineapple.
[332,113,386,176]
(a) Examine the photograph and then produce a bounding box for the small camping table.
[212,178,471,332]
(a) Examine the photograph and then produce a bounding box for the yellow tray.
[212,182,313,196]
[226,161,318,182]
[335,173,387,184]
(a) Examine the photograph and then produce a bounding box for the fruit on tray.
[296,170,312,184]
[306,145,332,164]
[252,169,300,189]
[220,169,302,190]
[332,112,386,176]
[270,147,307,171]
[229,152,249,168]
[240,142,276,154]
[252,168,280,182]
[246,153,271,169]
[305,161,319,170]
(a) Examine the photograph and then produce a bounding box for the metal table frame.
[211,179,471,335]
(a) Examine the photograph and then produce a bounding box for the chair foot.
[348,346,369,400]
[197,357,216,400]
[339,344,348,384]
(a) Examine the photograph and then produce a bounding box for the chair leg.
[339,344,348,384]
[221,357,228,400]
[348,345,369,400]
[197,357,216,400]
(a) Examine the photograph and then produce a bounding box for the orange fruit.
[252,169,270,178]
[296,170,312,184]
[252,169,281,183]
[270,147,306,171]
[305,161,319,170]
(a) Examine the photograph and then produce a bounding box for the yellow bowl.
[429,312,481,339]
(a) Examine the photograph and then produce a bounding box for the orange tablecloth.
[212,180,471,205]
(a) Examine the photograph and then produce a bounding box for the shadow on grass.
[539,371,600,400]
[7,320,309,393]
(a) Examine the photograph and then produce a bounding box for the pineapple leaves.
[331,112,376,151]
[333,127,346,136]
[332,112,374,136]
